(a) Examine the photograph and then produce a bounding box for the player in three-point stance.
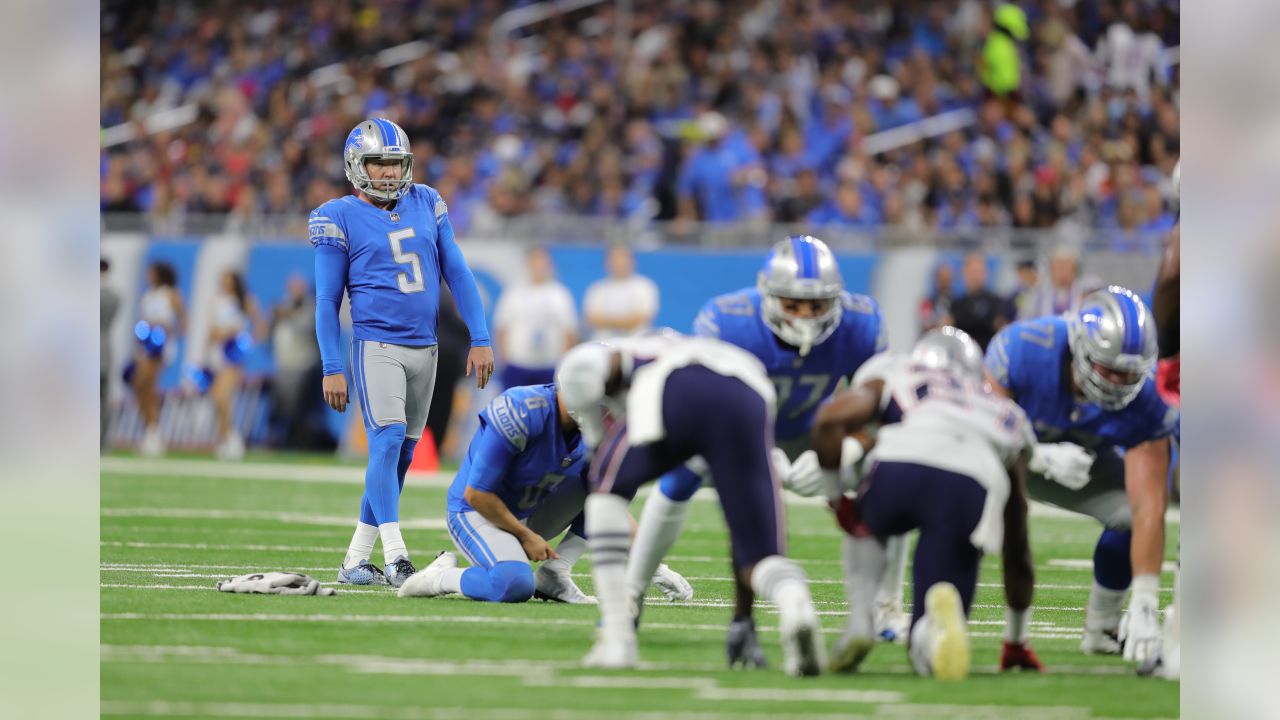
[310,117,494,588]
[984,286,1177,665]
[557,332,824,677]
[624,236,903,669]
[812,327,1043,679]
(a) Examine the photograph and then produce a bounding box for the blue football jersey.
[309,183,457,345]
[985,317,1178,450]
[446,384,587,520]
[693,287,886,440]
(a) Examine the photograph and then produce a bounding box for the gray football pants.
[1027,446,1132,529]
[350,340,439,439]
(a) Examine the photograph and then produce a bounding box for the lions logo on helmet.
[1067,286,1157,411]
[343,118,414,202]
[757,235,844,357]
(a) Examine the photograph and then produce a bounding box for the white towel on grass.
[216,572,336,596]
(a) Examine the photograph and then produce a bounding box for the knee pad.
[658,465,703,502]
[490,561,536,603]
[1093,528,1133,591]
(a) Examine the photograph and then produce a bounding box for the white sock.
[750,555,812,609]
[544,531,588,574]
[625,491,691,600]
[1004,607,1032,644]
[875,534,908,608]
[586,494,635,640]
[440,567,465,595]
[1085,580,1126,631]
[343,522,378,569]
[842,535,886,637]
[909,616,933,676]
[380,522,408,565]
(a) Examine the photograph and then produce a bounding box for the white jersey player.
[813,328,1043,678]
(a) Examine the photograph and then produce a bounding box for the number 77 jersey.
[309,183,453,345]
[692,287,886,441]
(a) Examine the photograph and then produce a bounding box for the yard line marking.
[101,507,447,530]
[695,688,902,704]
[100,701,881,720]
[103,540,346,553]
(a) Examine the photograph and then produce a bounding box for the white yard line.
[99,701,887,720]
[102,507,446,529]
[104,456,1177,522]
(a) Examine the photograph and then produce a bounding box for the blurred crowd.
[101,0,1178,240]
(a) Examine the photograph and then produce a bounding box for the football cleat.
[139,427,166,458]
[726,617,769,669]
[777,591,824,677]
[924,582,970,681]
[1080,627,1122,655]
[827,629,876,674]
[583,631,638,669]
[337,560,388,586]
[534,565,596,604]
[384,555,418,589]
[1000,641,1046,672]
[651,563,694,601]
[396,552,456,598]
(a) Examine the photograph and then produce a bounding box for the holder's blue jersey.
[693,288,886,440]
[985,317,1178,450]
[309,183,488,347]
[446,384,587,520]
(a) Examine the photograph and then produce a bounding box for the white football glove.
[1029,442,1095,490]
[780,450,826,497]
[1120,596,1162,664]
[651,563,694,601]
[769,447,793,481]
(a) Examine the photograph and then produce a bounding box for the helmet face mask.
[344,119,414,202]
[758,236,844,356]
[1068,286,1157,411]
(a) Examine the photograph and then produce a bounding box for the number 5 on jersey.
[388,228,425,294]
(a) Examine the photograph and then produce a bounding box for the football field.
[101,455,1179,720]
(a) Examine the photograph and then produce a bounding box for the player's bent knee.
[490,561,536,603]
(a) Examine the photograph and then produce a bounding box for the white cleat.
[583,632,638,669]
[924,582,970,681]
[777,592,824,677]
[1081,626,1122,655]
[216,432,245,461]
[397,551,456,598]
[139,427,166,458]
[651,563,693,601]
[874,597,910,644]
[534,565,596,604]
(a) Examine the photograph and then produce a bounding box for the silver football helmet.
[1067,286,1158,411]
[757,235,844,356]
[912,326,985,384]
[343,118,414,202]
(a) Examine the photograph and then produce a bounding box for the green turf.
[101,457,1179,719]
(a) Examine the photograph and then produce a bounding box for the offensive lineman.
[985,286,1178,665]
[623,236,904,669]
[310,118,495,587]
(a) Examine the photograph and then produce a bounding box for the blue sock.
[459,562,536,603]
[364,423,407,525]
[658,464,703,502]
[397,437,419,493]
[1093,528,1133,591]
